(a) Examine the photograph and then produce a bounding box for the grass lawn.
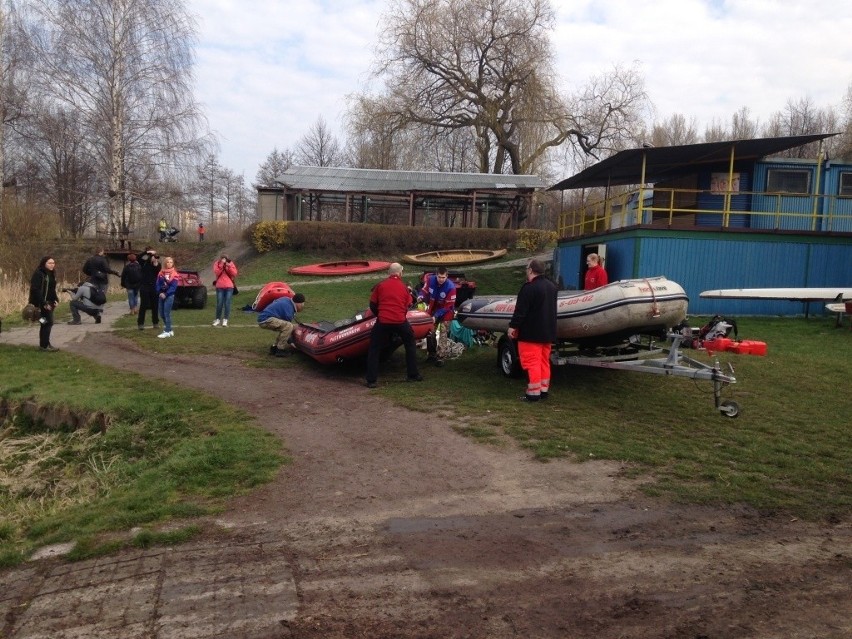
[0,345,284,567]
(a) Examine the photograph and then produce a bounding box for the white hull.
[700,287,852,302]
[457,276,689,346]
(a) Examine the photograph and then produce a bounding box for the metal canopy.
[276,165,544,193]
[548,133,838,190]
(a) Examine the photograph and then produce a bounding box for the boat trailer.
[551,334,739,418]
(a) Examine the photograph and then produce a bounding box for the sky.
[187,0,852,181]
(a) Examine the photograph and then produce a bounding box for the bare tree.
[20,106,98,237]
[646,113,700,147]
[254,147,294,187]
[369,0,647,175]
[220,166,252,226]
[763,97,839,158]
[0,1,29,206]
[836,82,852,160]
[195,153,222,225]
[26,0,210,236]
[730,106,760,140]
[296,116,344,168]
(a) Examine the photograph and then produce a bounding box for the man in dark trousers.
[365,262,422,388]
[136,247,162,331]
[82,247,120,293]
[508,259,557,402]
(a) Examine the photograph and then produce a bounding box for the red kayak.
[292,309,433,364]
[288,260,391,276]
[252,281,295,311]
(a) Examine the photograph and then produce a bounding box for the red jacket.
[213,259,238,289]
[370,274,411,323]
[584,265,608,290]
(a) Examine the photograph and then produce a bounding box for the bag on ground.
[22,304,40,322]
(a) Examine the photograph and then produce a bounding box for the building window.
[839,172,852,197]
[766,169,810,194]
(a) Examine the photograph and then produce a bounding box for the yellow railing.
[557,188,852,238]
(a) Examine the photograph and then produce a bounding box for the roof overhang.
[548,133,838,190]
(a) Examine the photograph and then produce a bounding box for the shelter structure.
[549,134,852,316]
[257,166,544,229]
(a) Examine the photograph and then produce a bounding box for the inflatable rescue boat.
[457,276,689,347]
[291,309,434,364]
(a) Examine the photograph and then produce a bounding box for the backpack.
[82,257,96,277]
[89,286,107,305]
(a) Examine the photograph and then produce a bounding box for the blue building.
[550,134,852,316]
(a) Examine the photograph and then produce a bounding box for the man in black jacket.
[507,259,557,402]
[82,247,120,293]
[136,247,162,331]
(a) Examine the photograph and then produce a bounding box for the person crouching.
[66,279,105,324]
[258,293,305,356]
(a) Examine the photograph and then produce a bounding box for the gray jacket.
[71,282,105,311]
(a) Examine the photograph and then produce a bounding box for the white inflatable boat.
[456,276,689,347]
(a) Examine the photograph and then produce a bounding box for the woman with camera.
[28,256,60,351]
[211,255,238,327]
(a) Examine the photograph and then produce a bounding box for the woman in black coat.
[29,255,60,351]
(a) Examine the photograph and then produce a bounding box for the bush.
[516,229,557,252]
[251,221,289,253]
[247,221,518,255]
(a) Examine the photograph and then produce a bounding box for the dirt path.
[4,331,845,638]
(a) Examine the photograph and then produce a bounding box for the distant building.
[256,166,544,229]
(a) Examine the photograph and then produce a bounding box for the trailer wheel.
[497,336,523,378]
[719,400,740,418]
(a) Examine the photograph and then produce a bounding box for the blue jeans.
[127,288,139,310]
[158,295,175,332]
[215,287,234,321]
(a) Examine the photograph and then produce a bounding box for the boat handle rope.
[643,278,661,318]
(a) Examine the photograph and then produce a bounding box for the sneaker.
[366,381,378,388]
[519,394,540,402]
[95,314,102,324]
[67,320,82,325]
[222,319,228,327]
[157,331,171,338]
[540,391,549,401]
[406,375,424,382]
[40,345,59,352]
[269,345,278,356]
[212,319,221,326]
[138,325,145,331]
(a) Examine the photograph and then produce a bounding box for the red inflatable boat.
[252,282,295,311]
[288,260,391,276]
[291,309,433,364]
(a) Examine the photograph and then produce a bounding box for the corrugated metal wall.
[695,171,752,227]
[821,165,852,232]
[556,229,852,316]
[751,162,819,231]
